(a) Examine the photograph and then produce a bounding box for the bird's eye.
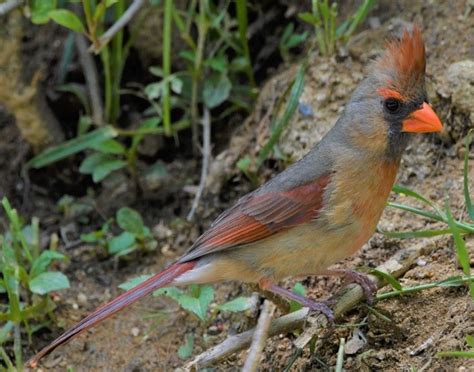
[384,98,401,114]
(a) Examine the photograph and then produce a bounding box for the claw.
[342,270,378,304]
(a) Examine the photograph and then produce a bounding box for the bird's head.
[342,25,443,159]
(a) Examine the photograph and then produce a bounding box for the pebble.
[416,258,427,267]
[131,327,140,337]
[77,293,88,305]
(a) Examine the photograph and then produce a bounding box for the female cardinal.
[28,26,442,367]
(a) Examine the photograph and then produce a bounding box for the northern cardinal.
[28,26,442,367]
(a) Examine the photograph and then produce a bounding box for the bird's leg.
[258,279,334,322]
[324,269,378,303]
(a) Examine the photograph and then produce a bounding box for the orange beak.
[402,102,443,133]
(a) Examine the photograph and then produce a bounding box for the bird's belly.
[188,220,373,284]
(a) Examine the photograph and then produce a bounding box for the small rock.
[416,258,427,267]
[72,303,79,310]
[77,293,88,306]
[131,327,140,337]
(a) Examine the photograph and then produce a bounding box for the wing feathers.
[179,174,331,262]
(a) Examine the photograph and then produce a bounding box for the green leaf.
[176,285,214,321]
[466,335,474,348]
[445,199,474,299]
[108,232,136,255]
[30,0,57,24]
[170,76,183,94]
[370,269,402,291]
[298,12,320,25]
[203,73,232,108]
[91,139,126,154]
[30,250,68,278]
[464,130,474,221]
[149,67,164,77]
[178,334,194,359]
[92,159,127,182]
[285,31,308,49]
[289,282,307,312]
[0,321,13,344]
[380,228,452,239]
[49,9,85,33]
[392,184,444,217]
[437,351,474,358]
[116,208,145,236]
[119,275,151,291]
[218,296,253,312]
[29,271,70,295]
[204,55,229,73]
[28,127,118,168]
[79,153,109,174]
[145,82,164,100]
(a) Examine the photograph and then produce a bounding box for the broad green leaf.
[49,9,85,33]
[30,250,68,278]
[30,0,56,24]
[145,82,164,100]
[170,76,183,94]
[204,55,229,73]
[29,271,70,295]
[28,127,118,168]
[92,159,127,182]
[116,207,145,236]
[91,139,126,154]
[108,232,136,255]
[218,296,253,312]
[370,269,402,291]
[80,231,102,243]
[203,73,232,108]
[176,285,214,320]
[149,67,164,77]
[178,334,194,359]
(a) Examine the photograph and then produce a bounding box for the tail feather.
[27,261,196,368]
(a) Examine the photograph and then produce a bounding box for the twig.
[75,34,104,125]
[335,338,345,372]
[242,300,276,372]
[185,237,445,369]
[0,0,22,16]
[91,0,145,54]
[187,108,211,221]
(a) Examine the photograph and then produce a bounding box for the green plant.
[279,23,308,62]
[29,1,131,124]
[437,335,474,358]
[81,207,157,257]
[119,277,214,321]
[0,197,70,370]
[299,0,374,56]
[380,131,474,299]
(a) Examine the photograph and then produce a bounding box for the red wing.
[179,175,330,262]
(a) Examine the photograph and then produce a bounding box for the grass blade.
[437,351,474,358]
[380,228,452,239]
[162,0,172,136]
[445,199,474,299]
[27,127,118,168]
[370,269,402,291]
[392,184,445,217]
[257,63,306,166]
[236,0,256,87]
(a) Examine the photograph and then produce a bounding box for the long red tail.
[27,261,196,368]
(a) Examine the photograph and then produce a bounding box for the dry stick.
[187,108,211,221]
[185,237,445,369]
[242,300,276,372]
[0,0,23,16]
[91,0,145,54]
[75,34,104,125]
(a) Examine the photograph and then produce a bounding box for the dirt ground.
[0,0,473,371]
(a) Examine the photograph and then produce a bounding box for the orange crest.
[377,25,426,100]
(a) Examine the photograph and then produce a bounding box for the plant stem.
[235,0,256,87]
[13,324,22,371]
[110,0,125,124]
[191,0,208,153]
[162,0,173,136]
